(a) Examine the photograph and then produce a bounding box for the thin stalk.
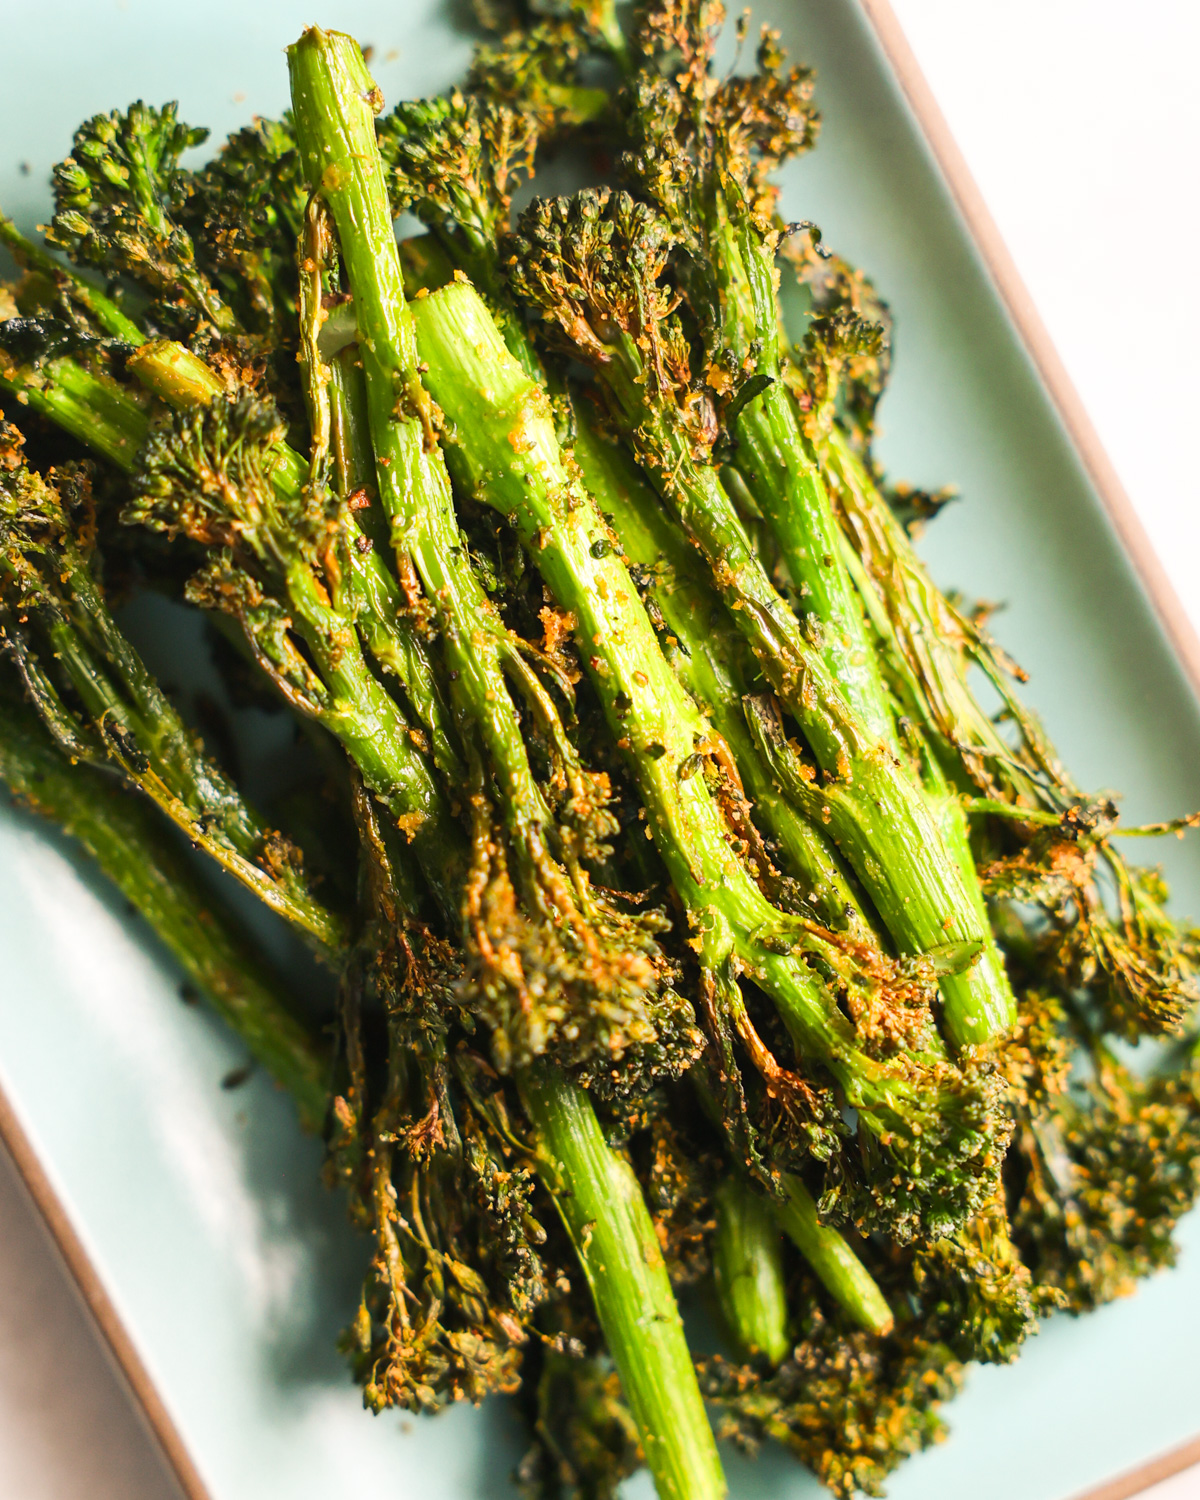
[0,684,328,1128]
[713,1176,790,1365]
[774,1176,894,1336]
[0,410,347,951]
[124,342,469,920]
[521,1065,726,1500]
[0,212,145,344]
[820,422,1050,813]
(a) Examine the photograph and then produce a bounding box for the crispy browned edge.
[0,6,1198,1499]
[0,1084,212,1500]
[858,4,1200,1495]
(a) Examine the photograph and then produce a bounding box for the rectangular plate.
[2,2,1199,1497]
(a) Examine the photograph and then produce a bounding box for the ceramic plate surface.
[2,2,1199,1497]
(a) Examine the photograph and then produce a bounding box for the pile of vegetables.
[2,4,1199,1495]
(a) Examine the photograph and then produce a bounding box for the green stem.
[733,378,896,750]
[595,338,1013,1047]
[713,1177,790,1365]
[0,351,147,468]
[521,1066,726,1500]
[0,684,328,1128]
[0,212,145,344]
[125,339,470,920]
[775,1176,894,1336]
[289,28,577,916]
[569,410,874,942]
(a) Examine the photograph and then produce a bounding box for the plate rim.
[0,1083,212,1500]
[3,4,1198,1497]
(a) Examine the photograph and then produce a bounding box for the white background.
[2,1,1199,1496]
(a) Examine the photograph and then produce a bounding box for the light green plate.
[2,2,1199,1497]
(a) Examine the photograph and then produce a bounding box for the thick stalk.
[703,204,895,752]
[0,350,147,468]
[0,686,328,1128]
[288,30,563,918]
[521,1066,726,1500]
[775,1176,894,1336]
[733,379,895,749]
[713,1176,790,1365]
[569,412,874,943]
[593,337,1013,1046]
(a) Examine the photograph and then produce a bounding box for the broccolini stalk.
[713,1177,789,1365]
[700,1185,1045,1497]
[521,1065,726,1500]
[0,342,147,469]
[812,383,1199,1038]
[286,35,725,1499]
[620,0,898,752]
[296,201,466,793]
[568,408,874,944]
[0,416,346,951]
[289,27,675,1078]
[0,676,329,1129]
[773,1176,893,1336]
[773,245,1200,1041]
[120,344,470,924]
[692,1067,892,1342]
[406,272,1008,1239]
[506,188,1015,1052]
[0,211,144,344]
[107,330,694,1430]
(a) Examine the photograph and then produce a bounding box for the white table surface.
[2,2,1199,1496]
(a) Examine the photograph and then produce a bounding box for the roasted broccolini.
[2,7,1198,1499]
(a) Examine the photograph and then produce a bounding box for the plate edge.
[856,0,1200,708]
[855,3,1200,1494]
[0,1080,213,1500]
[1070,1435,1200,1500]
